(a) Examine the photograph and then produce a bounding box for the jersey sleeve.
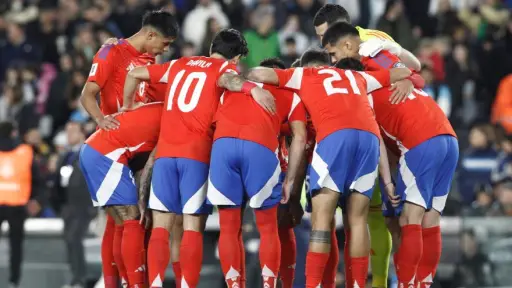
[362,50,403,71]
[275,68,303,92]
[147,60,176,84]
[356,70,391,93]
[288,93,307,123]
[87,46,116,87]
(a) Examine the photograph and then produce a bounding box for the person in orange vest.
[0,121,45,288]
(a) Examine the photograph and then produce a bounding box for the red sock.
[416,226,441,287]
[122,220,146,286]
[172,262,182,288]
[305,252,330,288]
[397,224,423,286]
[180,230,203,288]
[148,228,170,288]
[114,225,129,287]
[279,227,296,288]
[102,215,119,288]
[255,207,280,288]
[323,228,339,288]
[349,256,369,288]
[239,228,246,288]
[219,208,243,286]
[343,229,352,287]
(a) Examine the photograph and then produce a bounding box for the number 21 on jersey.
[167,70,207,112]
[319,69,361,96]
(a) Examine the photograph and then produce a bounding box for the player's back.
[88,40,162,115]
[214,84,302,151]
[85,102,163,164]
[371,88,456,151]
[153,56,235,162]
[278,66,382,142]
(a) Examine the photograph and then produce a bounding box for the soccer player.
[79,103,164,288]
[246,49,411,287]
[336,57,458,288]
[312,5,421,287]
[313,4,421,72]
[207,57,307,287]
[122,28,276,288]
[80,10,179,288]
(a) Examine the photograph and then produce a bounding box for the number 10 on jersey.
[167,70,207,112]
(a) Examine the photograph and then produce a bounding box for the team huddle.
[78,4,458,288]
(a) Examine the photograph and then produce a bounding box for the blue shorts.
[382,135,459,216]
[207,138,281,209]
[79,144,137,207]
[149,157,212,215]
[309,129,379,209]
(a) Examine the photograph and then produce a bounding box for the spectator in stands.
[278,14,309,57]
[458,124,499,204]
[463,184,496,216]
[0,21,41,81]
[55,121,94,288]
[243,7,280,68]
[491,74,512,132]
[451,229,495,287]
[0,121,45,288]
[182,0,230,49]
[491,133,512,185]
[200,17,222,56]
[376,0,416,52]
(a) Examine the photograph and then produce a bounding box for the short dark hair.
[313,4,351,26]
[321,21,359,48]
[0,121,15,139]
[260,58,286,69]
[334,58,365,71]
[211,28,249,60]
[291,58,301,68]
[300,49,330,67]
[142,10,179,38]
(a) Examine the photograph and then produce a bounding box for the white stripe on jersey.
[159,60,177,83]
[288,93,301,120]
[285,68,303,90]
[356,71,383,93]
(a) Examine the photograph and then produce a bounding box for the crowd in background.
[1,0,512,217]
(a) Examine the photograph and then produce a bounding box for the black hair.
[300,49,330,67]
[313,4,351,26]
[210,28,249,60]
[0,121,15,139]
[285,36,296,45]
[334,58,365,71]
[321,21,359,48]
[142,10,179,38]
[290,58,301,68]
[259,58,286,69]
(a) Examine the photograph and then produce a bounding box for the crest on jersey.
[393,62,406,68]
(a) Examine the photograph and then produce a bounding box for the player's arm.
[217,72,276,114]
[286,120,307,202]
[358,68,411,93]
[397,48,421,72]
[81,54,120,130]
[360,37,421,71]
[138,148,156,228]
[378,137,399,207]
[123,67,150,110]
[245,67,280,85]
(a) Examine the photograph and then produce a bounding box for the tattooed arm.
[217,72,276,114]
[138,148,156,228]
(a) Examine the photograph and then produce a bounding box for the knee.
[399,203,425,226]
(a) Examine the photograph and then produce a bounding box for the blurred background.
[1,0,512,287]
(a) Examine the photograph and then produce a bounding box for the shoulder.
[94,44,121,61]
[357,26,395,42]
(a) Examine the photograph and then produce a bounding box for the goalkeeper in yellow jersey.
[311,4,421,288]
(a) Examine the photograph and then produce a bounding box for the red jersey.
[85,102,163,165]
[371,88,456,152]
[214,83,307,152]
[87,39,166,115]
[274,67,390,142]
[146,56,238,163]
